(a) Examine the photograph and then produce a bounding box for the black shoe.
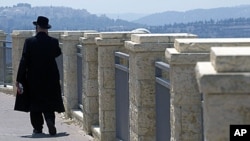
[33,129,42,134]
[47,120,57,135]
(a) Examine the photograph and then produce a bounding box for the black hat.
[33,16,51,29]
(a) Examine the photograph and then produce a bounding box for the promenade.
[0,92,93,141]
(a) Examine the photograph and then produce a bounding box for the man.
[15,16,65,136]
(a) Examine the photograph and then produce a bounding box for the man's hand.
[16,81,23,94]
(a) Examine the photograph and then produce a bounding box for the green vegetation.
[148,18,250,38]
[1,3,250,38]
[0,3,142,33]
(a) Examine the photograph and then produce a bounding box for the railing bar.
[77,53,82,57]
[155,61,170,72]
[115,52,129,60]
[76,44,82,48]
[0,40,13,86]
[2,43,6,87]
[115,64,129,73]
[156,77,170,89]
[0,46,12,49]
[0,40,12,43]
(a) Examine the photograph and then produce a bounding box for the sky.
[2,0,250,14]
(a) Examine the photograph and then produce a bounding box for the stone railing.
[166,38,250,141]
[124,33,197,141]
[0,30,13,94]
[4,30,250,141]
[196,47,250,141]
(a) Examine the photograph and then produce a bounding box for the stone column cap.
[131,33,197,44]
[196,62,250,94]
[79,33,100,44]
[61,30,97,40]
[99,32,132,39]
[11,30,35,37]
[48,31,65,39]
[84,32,99,38]
[95,32,132,46]
[125,40,170,52]
[175,38,250,53]
[125,33,197,52]
[49,31,65,34]
[0,30,6,35]
[211,47,250,72]
[165,48,209,64]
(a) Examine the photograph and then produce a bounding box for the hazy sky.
[2,0,250,14]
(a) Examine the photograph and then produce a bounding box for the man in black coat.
[15,16,65,136]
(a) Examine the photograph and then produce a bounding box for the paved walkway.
[0,92,93,141]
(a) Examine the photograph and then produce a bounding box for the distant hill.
[133,5,250,26]
[0,3,142,33]
[1,3,250,39]
[147,17,250,38]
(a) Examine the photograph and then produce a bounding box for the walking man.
[15,16,65,136]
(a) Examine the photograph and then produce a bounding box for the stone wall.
[95,32,133,141]
[61,31,85,116]
[125,33,197,141]
[80,32,100,134]
[7,30,250,141]
[0,31,7,86]
[11,30,35,94]
[165,38,250,141]
[196,47,250,141]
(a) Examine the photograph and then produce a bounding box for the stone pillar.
[0,31,7,86]
[79,32,100,134]
[165,38,250,141]
[11,30,34,94]
[48,31,65,94]
[125,33,197,141]
[196,47,250,141]
[95,32,132,141]
[60,31,85,116]
[0,30,6,40]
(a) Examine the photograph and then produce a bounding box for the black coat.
[15,32,65,113]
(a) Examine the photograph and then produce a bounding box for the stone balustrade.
[125,33,196,141]
[174,38,250,53]
[60,31,85,116]
[80,32,99,134]
[196,47,250,141]
[3,30,250,141]
[61,31,98,120]
[0,30,7,86]
[165,38,250,141]
[11,30,35,93]
[95,32,133,141]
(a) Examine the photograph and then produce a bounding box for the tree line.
[148,18,250,38]
[0,3,250,38]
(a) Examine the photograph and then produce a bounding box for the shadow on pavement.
[20,132,69,138]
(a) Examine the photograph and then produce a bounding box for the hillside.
[148,18,250,38]
[133,5,250,26]
[1,3,250,38]
[0,3,142,33]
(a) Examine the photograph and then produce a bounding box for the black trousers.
[30,111,55,131]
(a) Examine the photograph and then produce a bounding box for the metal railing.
[115,51,129,141]
[0,40,12,87]
[155,61,171,141]
[76,44,83,110]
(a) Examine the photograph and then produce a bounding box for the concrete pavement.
[0,92,93,141]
